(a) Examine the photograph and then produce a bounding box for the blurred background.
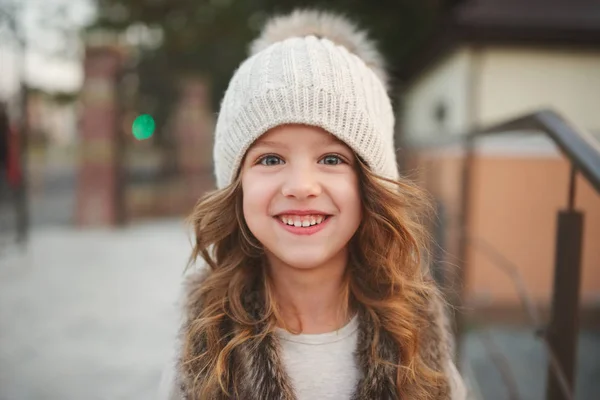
[0,0,598,399]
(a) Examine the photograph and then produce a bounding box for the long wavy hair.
[182,155,446,398]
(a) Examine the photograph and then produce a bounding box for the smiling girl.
[159,9,466,400]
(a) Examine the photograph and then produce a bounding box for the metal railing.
[404,108,600,400]
[476,110,600,193]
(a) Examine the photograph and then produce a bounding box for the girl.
[160,9,466,400]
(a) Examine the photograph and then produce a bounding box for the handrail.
[465,231,574,400]
[403,109,600,193]
[404,108,598,400]
[476,109,600,193]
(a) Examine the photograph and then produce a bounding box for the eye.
[319,154,345,165]
[258,154,284,166]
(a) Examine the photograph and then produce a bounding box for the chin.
[267,248,333,270]
[284,259,327,270]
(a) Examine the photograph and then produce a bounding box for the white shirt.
[276,315,361,400]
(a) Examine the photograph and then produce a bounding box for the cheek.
[347,189,363,228]
[335,175,362,215]
[242,175,258,215]
[241,172,276,226]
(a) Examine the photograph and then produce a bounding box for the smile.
[278,215,327,227]
[274,213,331,236]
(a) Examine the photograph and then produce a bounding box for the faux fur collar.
[176,271,453,399]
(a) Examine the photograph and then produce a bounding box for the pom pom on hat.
[249,9,388,89]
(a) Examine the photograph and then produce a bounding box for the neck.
[267,251,350,334]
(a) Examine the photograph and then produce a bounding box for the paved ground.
[0,220,190,400]
[0,220,598,400]
[461,327,600,400]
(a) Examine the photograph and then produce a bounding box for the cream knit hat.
[213,9,398,188]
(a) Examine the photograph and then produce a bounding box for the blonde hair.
[182,156,446,398]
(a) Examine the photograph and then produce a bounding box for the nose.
[281,163,322,199]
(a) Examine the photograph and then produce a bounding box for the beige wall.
[468,154,600,306]
[413,150,600,309]
[477,46,600,131]
[402,48,473,139]
[402,45,600,140]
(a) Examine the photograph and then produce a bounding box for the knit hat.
[213,9,398,189]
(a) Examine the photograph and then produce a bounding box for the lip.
[274,215,332,236]
[275,209,330,216]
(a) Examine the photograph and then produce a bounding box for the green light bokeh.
[132,114,155,140]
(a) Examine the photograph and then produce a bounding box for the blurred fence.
[1,40,217,254]
[76,42,215,228]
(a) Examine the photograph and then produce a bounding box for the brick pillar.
[76,45,124,226]
[172,77,215,211]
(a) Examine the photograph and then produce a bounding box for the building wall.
[402,45,600,137]
[401,48,473,139]
[467,151,600,308]
[477,46,600,132]
[401,45,600,315]
[412,147,600,313]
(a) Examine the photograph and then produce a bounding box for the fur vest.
[173,271,457,400]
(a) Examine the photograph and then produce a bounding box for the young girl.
[160,9,466,400]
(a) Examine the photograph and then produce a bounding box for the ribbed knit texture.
[213,35,398,188]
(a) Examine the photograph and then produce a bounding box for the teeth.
[279,215,327,227]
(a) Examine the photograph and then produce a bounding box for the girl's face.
[241,124,362,271]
